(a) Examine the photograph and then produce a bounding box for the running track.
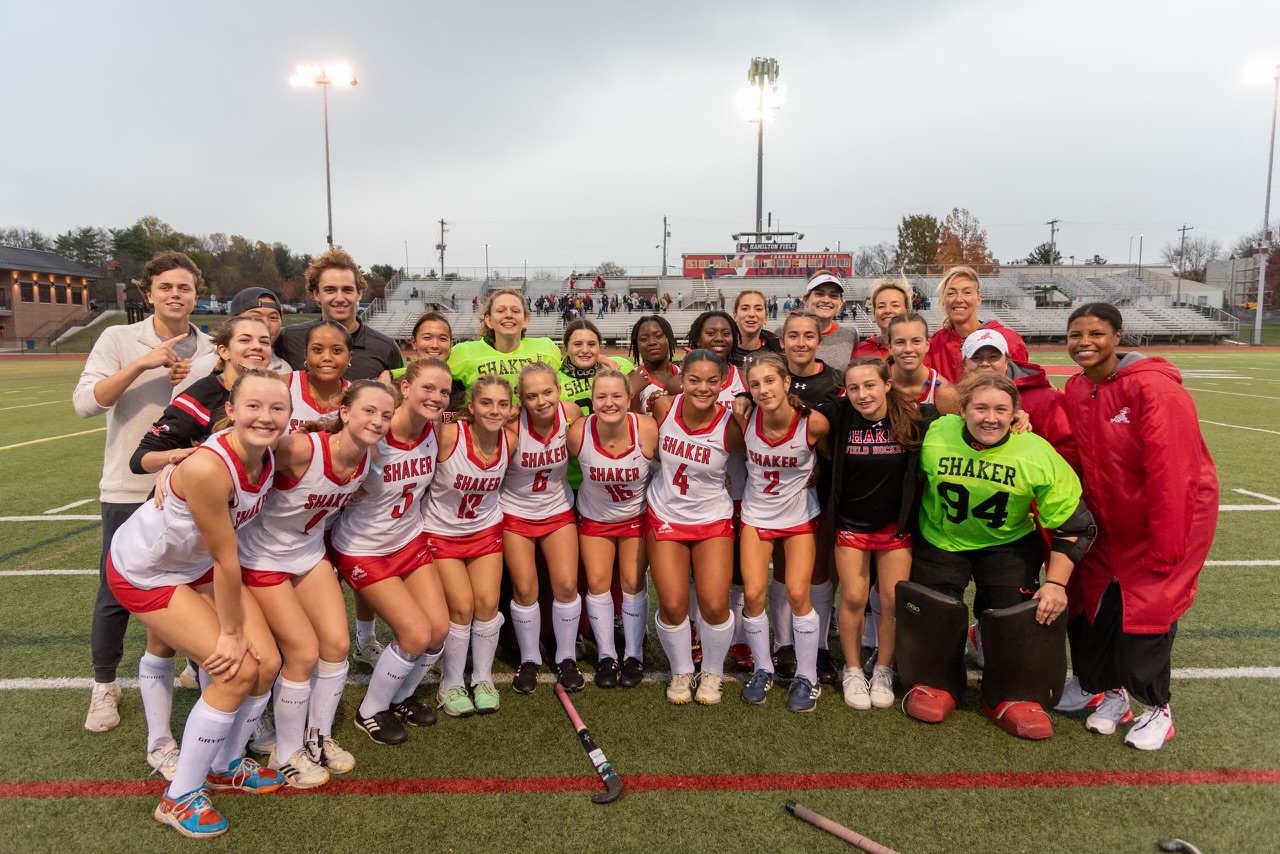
[3,768,1278,800]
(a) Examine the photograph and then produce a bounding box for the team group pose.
[76,253,1220,839]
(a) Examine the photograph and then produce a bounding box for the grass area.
[1,351,1278,854]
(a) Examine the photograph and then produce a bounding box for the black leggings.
[1074,581,1177,707]
[910,533,1043,617]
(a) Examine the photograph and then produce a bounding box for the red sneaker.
[903,684,956,723]
[985,700,1054,740]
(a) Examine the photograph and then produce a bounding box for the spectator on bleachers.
[924,266,1027,384]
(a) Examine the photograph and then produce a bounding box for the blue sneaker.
[206,755,285,794]
[788,675,822,713]
[153,788,228,839]
[740,669,774,705]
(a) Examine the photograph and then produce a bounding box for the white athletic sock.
[730,585,746,644]
[811,581,835,651]
[552,596,582,664]
[793,609,821,685]
[355,619,376,648]
[586,592,618,662]
[197,667,212,692]
[308,659,348,738]
[211,692,269,774]
[742,611,774,675]
[509,600,543,665]
[769,579,793,649]
[698,616,734,677]
[469,614,504,685]
[358,641,416,720]
[621,591,648,661]
[273,676,312,762]
[440,622,471,692]
[138,652,175,752]
[167,698,236,798]
[392,645,443,705]
[863,587,881,648]
[656,616,695,675]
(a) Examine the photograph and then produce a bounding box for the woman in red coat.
[925,266,1028,383]
[1063,302,1218,751]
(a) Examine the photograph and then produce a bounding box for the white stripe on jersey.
[917,368,940,405]
[421,421,509,537]
[500,403,573,521]
[717,364,746,405]
[237,431,370,575]
[109,430,274,589]
[649,395,733,525]
[740,408,820,530]
[575,414,652,524]
[331,423,438,556]
[288,371,348,434]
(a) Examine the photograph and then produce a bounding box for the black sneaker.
[618,657,645,688]
[816,649,838,686]
[392,696,438,727]
[595,657,620,689]
[773,645,797,680]
[512,661,540,695]
[354,708,407,746]
[556,658,585,693]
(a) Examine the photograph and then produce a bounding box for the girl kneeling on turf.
[649,350,746,705]
[568,369,658,688]
[236,380,391,787]
[110,371,289,839]
[501,362,585,693]
[330,358,453,745]
[422,375,513,717]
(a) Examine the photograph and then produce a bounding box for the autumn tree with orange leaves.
[935,207,995,269]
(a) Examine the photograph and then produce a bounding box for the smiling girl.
[287,321,352,432]
[448,288,561,397]
[730,289,782,371]
[924,267,1027,383]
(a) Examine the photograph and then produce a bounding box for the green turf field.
[1,350,1277,854]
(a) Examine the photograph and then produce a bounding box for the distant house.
[0,246,99,346]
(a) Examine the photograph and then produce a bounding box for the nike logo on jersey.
[1110,407,1131,424]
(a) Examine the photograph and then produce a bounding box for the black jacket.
[130,374,230,474]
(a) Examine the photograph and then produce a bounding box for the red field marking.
[4,768,1278,801]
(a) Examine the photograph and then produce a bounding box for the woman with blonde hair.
[448,288,561,394]
[924,266,1027,383]
[852,279,913,362]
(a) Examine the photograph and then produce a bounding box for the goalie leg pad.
[978,598,1067,712]
[894,581,968,704]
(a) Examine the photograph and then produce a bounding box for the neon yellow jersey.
[919,414,1081,552]
[448,337,562,396]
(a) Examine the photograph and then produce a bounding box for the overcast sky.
[5,0,1279,275]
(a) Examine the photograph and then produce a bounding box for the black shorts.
[911,532,1043,594]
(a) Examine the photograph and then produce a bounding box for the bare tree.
[1161,236,1223,282]
[853,242,897,276]
[0,226,53,250]
[594,261,627,277]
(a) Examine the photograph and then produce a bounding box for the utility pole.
[661,216,671,277]
[435,219,447,280]
[1046,219,1060,277]
[1176,223,1194,306]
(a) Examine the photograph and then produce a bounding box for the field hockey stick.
[786,801,903,854]
[1157,840,1205,854]
[555,683,624,804]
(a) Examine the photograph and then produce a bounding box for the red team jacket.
[1010,360,1079,473]
[925,320,1029,383]
[1064,355,1219,634]
[850,335,889,362]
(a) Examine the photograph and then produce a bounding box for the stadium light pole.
[289,63,357,249]
[403,240,409,273]
[1247,62,1279,346]
[740,58,783,234]
[1138,233,1144,278]
[484,244,490,282]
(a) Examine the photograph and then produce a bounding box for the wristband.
[1042,580,1066,589]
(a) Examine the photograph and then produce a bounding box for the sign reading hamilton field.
[682,252,854,278]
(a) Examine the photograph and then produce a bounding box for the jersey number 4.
[672,463,690,496]
[936,483,1010,529]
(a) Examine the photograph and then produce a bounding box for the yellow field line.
[0,428,105,452]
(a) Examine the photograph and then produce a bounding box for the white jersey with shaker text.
[287,371,348,434]
[237,431,370,574]
[575,414,652,523]
[331,423,438,556]
[649,395,733,525]
[109,430,274,589]
[421,421,509,536]
[740,408,821,530]
[500,403,573,520]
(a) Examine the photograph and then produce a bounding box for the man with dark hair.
[174,287,291,392]
[73,251,216,735]
[275,248,402,383]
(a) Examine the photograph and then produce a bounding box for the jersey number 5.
[936,483,1010,529]
[390,482,417,519]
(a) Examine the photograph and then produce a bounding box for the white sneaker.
[269,745,330,789]
[694,672,724,706]
[1055,675,1103,713]
[178,662,199,690]
[1085,689,1134,735]
[146,738,181,781]
[306,727,355,774]
[1125,704,1175,751]
[85,681,122,732]
[247,708,276,754]
[666,673,694,705]
[842,666,872,710]
[352,635,384,668]
[868,665,895,709]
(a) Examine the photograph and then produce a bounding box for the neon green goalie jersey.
[447,337,563,397]
[918,414,1082,552]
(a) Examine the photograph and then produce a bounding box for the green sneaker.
[437,686,475,718]
[472,681,500,714]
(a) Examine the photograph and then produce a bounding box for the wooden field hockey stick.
[555,683,624,804]
[786,801,903,854]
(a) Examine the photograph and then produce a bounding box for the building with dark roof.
[0,246,100,347]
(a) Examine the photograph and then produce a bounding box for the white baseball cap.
[805,270,845,294]
[961,328,1009,359]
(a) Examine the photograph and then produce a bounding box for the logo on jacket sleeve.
[1109,407,1131,424]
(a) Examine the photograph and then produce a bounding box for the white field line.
[1204,560,1280,566]
[2,386,46,394]
[0,569,97,577]
[1185,387,1280,401]
[44,498,95,514]
[0,515,101,522]
[1219,505,1280,512]
[0,400,64,413]
[1201,419,1280,436]
[2,667,1278,692]
[0,428,105,452]
[1234,489,1280,504]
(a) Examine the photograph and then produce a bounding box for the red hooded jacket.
[1009,360,1079,473]
[925,320,1028,383]
[850,335,889,363]
[1063,355,1218,634]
